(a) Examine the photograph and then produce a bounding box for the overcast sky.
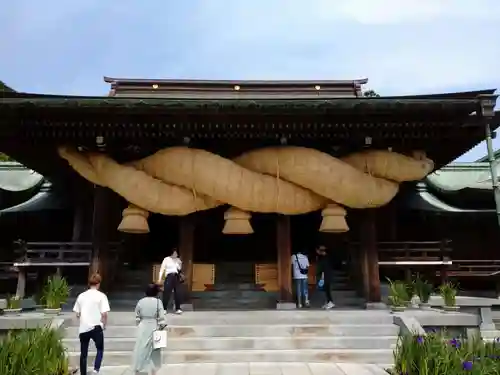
[1,0,499,162]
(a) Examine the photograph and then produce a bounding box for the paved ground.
[86,362,390,374]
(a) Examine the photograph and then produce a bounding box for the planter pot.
[390,306,406,313]
[3,308,22,316]
[442,305,460,313]
[419,302,432,310]
[43,308,62,316]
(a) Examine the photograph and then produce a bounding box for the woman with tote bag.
[132,283,167,375]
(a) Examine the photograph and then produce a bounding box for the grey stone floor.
[89,362,390,374]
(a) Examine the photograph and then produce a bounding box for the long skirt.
[132,320,161,373]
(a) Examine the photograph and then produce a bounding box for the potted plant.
[387,278,409,312]
[415,277,433,309]
[405,278,418,308]
[4,295,22,316]
[42,275,70,315]
[439,281,458,312]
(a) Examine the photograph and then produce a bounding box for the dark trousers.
[79,326,104,375]
[163,273,181,311]
[323,275,333,303]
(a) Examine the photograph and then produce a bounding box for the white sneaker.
[297,303,303,309]
[304,300,310,307]
[175,309,183,314]
[323,302,335,310]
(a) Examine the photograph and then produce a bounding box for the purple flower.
[462,360,473,370]
[416,336,424,344]
[449,338,461,349]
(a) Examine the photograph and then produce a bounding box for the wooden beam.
[360,209,381,302]
[276,215,292,302]
[179,215,195,302]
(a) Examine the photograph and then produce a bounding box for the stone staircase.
[63,310,398,369]
[309,269,365,308]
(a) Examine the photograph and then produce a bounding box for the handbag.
[177,270,186,284]
[295,254,309,275]
[152,298,167,349]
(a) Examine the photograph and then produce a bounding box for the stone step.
[79,363,392,375]
[68,348,395,365]
[65,311,395,326]
[64,324,399,339]
[208,283,264,291]
[64,335,397,352]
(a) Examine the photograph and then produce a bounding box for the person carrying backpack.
[291,250,310,308]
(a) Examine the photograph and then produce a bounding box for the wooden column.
[360,210,381,302]
[90,186,110,290]
[277,215,292,302]
[179,215,195,304]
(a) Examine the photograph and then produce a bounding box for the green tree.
[0,81,14,93]
[363,90,380,97]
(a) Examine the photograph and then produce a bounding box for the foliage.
[6,295,21,309]
[0,153,13,161]
[439,282,458,306]
[42,275,71,309]
[415,277,433,304]
[387,278,409,307]
[0,327,70,375]
[390,331,500,375]
[363,89,380,97]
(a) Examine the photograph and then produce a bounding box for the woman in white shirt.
[157,248,183,314]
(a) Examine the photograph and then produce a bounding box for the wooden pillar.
[90,186,110,290]
[277,215,292,302]
[179,215,195,304]
[360,210,381,302]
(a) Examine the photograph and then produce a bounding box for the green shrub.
[414,277,433,304]
[439,282,458,307]
[387,278,409,307]
[0,327,70,375]
[6,295,21,309]
[391,331,500,374]
[42,275,71,309]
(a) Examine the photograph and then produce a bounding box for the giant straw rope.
[58,146,434,234]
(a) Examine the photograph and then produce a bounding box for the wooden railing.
[13,241,121,267]
[376,240,452,267]
[439,260,500,278]
[11,241,122,298]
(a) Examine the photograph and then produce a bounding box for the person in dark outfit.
[316,245,335,309]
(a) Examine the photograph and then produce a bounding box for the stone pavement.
[90,362,390,374]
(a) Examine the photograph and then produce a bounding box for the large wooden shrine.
[0,77,498,308]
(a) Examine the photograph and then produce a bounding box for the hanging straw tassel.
[222,207,254,234]
[118,205,150,234]
[319,204,349,233]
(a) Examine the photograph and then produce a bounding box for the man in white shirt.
[157,248,183,314]
[291,251,310,308]
[73,273,110,375]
